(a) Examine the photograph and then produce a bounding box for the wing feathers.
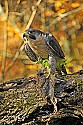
[45,35,65,59]
[24,43,38,62]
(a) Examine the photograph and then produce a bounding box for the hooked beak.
[23,30,36,41]
[23,32,29,43]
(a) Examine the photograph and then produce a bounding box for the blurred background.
[0,0,83,82]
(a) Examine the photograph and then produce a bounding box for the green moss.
[56,59,67,68]
[37,59,50,68]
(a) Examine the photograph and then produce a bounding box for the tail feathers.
[56,65,67,75]
[61,64,67,75]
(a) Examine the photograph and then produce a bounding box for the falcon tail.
[56,64,67,75]
[61,64,67,75]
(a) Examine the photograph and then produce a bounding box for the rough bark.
[0,71,83,125]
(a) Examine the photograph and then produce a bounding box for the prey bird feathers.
[23,29,67,75]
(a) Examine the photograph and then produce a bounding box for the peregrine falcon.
[23,29,67,75]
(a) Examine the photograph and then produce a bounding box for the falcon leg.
[49,53,56,75]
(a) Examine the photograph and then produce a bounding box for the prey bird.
[23,29,67,75]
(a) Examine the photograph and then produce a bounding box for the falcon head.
[23,29,46,42]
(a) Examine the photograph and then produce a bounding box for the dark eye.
[29,34,36,40]
[29,31,33,34]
